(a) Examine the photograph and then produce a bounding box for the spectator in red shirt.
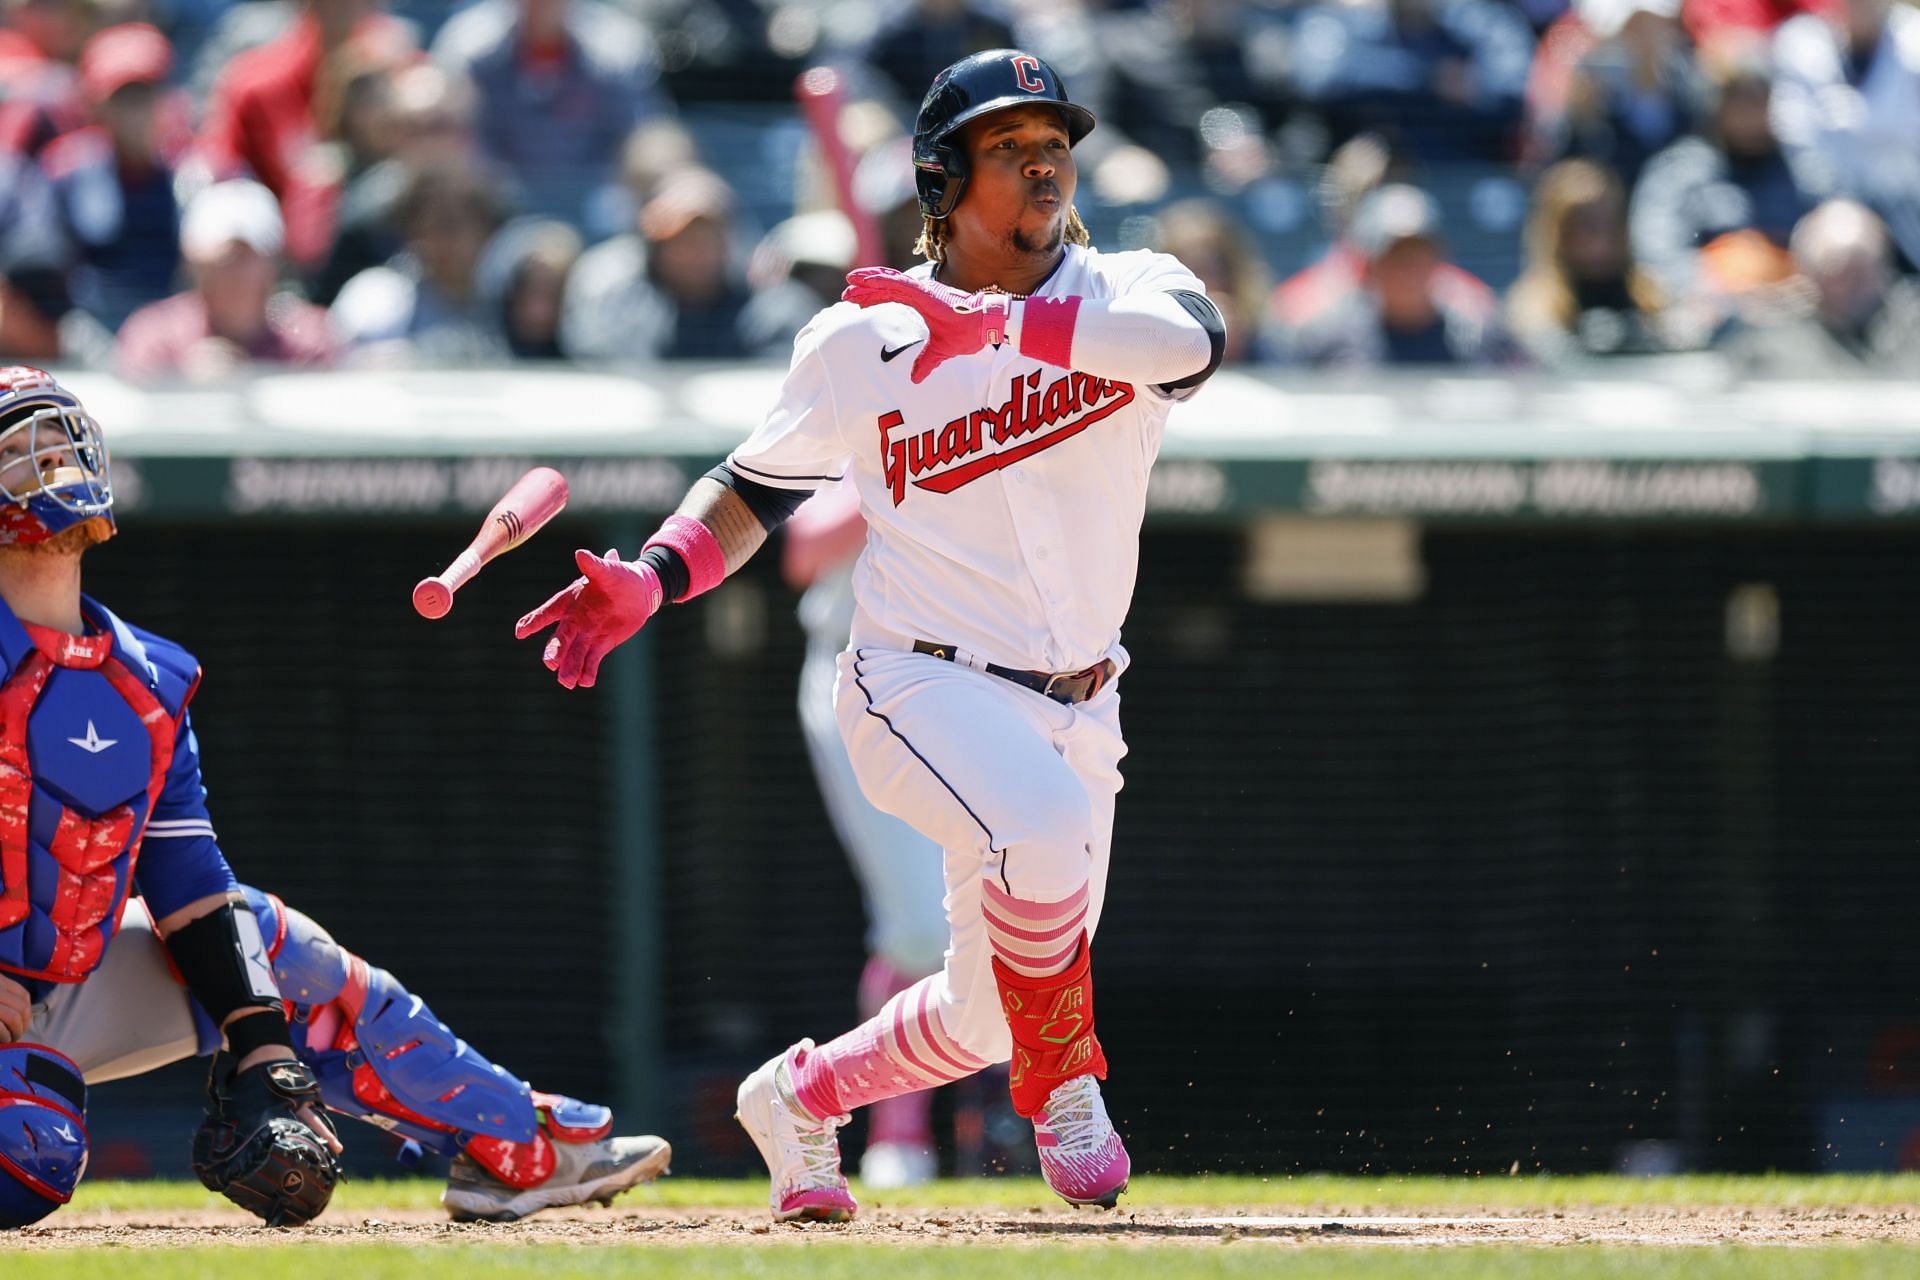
[192,0,415,268]
[115,178,335,380]
[1286,184,1521,368]
[0,0,97,160]
[1685,0,1837,43]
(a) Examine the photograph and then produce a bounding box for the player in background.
[518,49,1224,1221]
[0,367,670,1229]
[782,484,951,1188]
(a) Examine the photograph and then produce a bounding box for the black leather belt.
[912,640,1116,705]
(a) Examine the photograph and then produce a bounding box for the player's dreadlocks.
[915,206,1091,266]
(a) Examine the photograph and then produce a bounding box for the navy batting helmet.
[912,49,1096,221]
[0,1044,89,1229]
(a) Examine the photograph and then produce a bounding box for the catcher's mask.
[0,366,115,549]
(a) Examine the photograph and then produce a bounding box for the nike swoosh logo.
[881,340,923,363]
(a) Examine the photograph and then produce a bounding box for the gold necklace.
[933,269,1031,300]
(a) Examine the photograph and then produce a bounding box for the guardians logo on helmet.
[0,366,115,550]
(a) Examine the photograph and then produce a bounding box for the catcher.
[0,367,670,1229]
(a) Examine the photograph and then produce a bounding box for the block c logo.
[1012,55,1045,93]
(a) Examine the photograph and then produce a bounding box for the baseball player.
[518,49,1224,1221]
[0,367,670,1230]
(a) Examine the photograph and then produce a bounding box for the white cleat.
[442,1133,671,1223]
[1034,1075,1130,1209]
[734,1041,859,1223]
[859,1140,938,1189]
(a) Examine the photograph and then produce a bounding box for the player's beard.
[1009,216,1066,258]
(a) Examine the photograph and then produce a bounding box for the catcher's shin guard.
[240,888,612,1187]
[992,934,1109,1118]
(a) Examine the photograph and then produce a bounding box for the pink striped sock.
[858,956,938,1147]
[982,880,1089,979]
[787,975,990,1121]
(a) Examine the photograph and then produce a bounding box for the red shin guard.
[991,934,1108,1118]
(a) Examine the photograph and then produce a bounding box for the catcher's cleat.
[735,1041,858,1223]
[1033,1074,1130,1209]
[442,1132,671,1223]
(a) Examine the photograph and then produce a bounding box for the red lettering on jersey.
[879,372,1135,505]
[1012,56,1045,93]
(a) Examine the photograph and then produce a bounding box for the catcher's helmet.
[0,366,114,548]
[0,1044,89,1229]
[913,49,1096,221]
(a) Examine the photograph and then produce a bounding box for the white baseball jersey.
[729,244,1207,674]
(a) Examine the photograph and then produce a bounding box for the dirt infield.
[14,1203,1920,1250]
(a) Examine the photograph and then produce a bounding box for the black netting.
[76,520,1920,1177]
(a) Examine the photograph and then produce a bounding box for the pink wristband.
[643,514,726,602]
[1017,295,1080,368]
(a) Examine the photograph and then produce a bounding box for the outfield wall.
[71,365,1920,1178]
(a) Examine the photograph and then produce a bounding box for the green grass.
[35,1176,1920,1280]
[9,1245,1920,1280]
[65,1172,1920,1214]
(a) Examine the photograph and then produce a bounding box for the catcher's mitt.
[190,1054,340,1226]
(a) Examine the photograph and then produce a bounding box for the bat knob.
[413,577,453,620]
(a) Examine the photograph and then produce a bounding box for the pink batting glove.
[514,548,663,690]
[841,266,1011,383]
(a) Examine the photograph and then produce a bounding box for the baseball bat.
[413,466,569,619]
[795,66,887,270]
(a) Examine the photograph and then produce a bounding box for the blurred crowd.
[1,0,1917,381]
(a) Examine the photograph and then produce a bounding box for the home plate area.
[12,1203,1920,1250]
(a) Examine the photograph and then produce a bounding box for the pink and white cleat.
[1033,1074,1130,1208]
[734,1041,859,1223]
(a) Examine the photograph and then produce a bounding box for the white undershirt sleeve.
[1007,290,1218,385]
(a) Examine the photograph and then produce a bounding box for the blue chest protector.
[0,600,202,989]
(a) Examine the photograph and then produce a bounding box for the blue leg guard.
[240,886,541,1156]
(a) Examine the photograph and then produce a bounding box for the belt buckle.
[1043,662,1106,704]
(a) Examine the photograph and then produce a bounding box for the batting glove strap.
[972,289,1013,347]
